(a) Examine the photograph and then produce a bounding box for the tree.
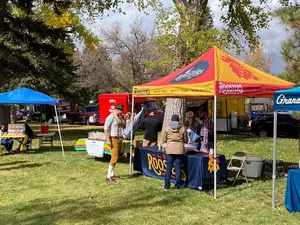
[244,45,274,114]
[0,0,75,96]
[275,3,300,84]
[244,45,273,74]
[153,0,290,132]
[101,19,170,91]
[154,1,229,131]
[0,0,79,123]
[73,46,114,101]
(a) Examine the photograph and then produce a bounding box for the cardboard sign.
[86,140,104,158]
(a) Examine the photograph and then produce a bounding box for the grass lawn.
[1,123,300,225]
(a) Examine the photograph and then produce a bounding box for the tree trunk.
[10,107,17,123]
[28,105,33,121]
[160,0,209,137]
[0,105,11,127]
[161,98,186,133]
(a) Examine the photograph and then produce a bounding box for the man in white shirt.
[104,103,125,183]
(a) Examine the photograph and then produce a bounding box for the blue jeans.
[164,154,184,189]
[1,138,13,151]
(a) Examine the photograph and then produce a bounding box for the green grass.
[1,124,300,224]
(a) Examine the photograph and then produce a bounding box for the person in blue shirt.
[0,125,13,152]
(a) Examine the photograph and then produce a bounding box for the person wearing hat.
[184,111,201,150]
[104,103,125,183]
[198,107,214,152]
[142,111,161,147]
[161,114,188,191]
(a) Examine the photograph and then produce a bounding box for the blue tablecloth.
[134,147,227,190]
[285,169,300,213]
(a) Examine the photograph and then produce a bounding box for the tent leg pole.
[214,96,217,199]
[272,111,277,208]
[55,105,65,158]
[129,96,135,175]
[298,132,300,169]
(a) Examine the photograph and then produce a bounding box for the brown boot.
[106,177,116,184]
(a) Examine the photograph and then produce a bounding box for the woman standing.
[184,111,201,150]
[162,114,188,191]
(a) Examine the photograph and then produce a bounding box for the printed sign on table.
[86,140,104,158]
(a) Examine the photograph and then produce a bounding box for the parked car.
[249,112,300,138]
[66,106,99,125]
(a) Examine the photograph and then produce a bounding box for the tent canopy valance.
[0,88,59,105]
[133,46,294,98]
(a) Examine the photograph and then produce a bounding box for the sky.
[84,0,290,75]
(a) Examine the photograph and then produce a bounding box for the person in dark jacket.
[162,114,188,191]
[17,123,34,152]
[142,111,161,147]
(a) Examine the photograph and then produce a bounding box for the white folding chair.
[227,151,248,186]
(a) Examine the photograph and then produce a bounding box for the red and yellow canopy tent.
[129,46,295,199]
[133,46,294,98]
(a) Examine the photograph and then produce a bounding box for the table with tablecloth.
[285,169,300,213]
[74,138,132,155]
[134,147,227,190]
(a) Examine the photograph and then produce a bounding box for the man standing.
[142,111,161,147]
[199,107,214,152]
[104,103,125,183]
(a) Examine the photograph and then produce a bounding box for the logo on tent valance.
[170,61,209,83]
[276,94,300,105]
[221,56,259,81]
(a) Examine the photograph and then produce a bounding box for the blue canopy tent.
[272,86,300,208]
[0,88,64,157]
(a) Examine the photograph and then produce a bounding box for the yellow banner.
[133,82,214,97]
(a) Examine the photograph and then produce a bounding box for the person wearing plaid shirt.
[199,108,214,152]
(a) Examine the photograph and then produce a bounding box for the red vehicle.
[98,93,163,124]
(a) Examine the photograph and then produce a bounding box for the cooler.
[242,156,265,178]
[41,125,49,134]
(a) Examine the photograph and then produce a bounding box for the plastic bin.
[242,156,265,178]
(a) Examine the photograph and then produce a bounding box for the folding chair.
[227,151,248,186]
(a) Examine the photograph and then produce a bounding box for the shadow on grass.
[0,162,51,171]
[0,161,28,166]
[283,161,299,173]
[217,135,259,142]
[0,189,185,225]
[115,173,143,180]
[28,145,78,154]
